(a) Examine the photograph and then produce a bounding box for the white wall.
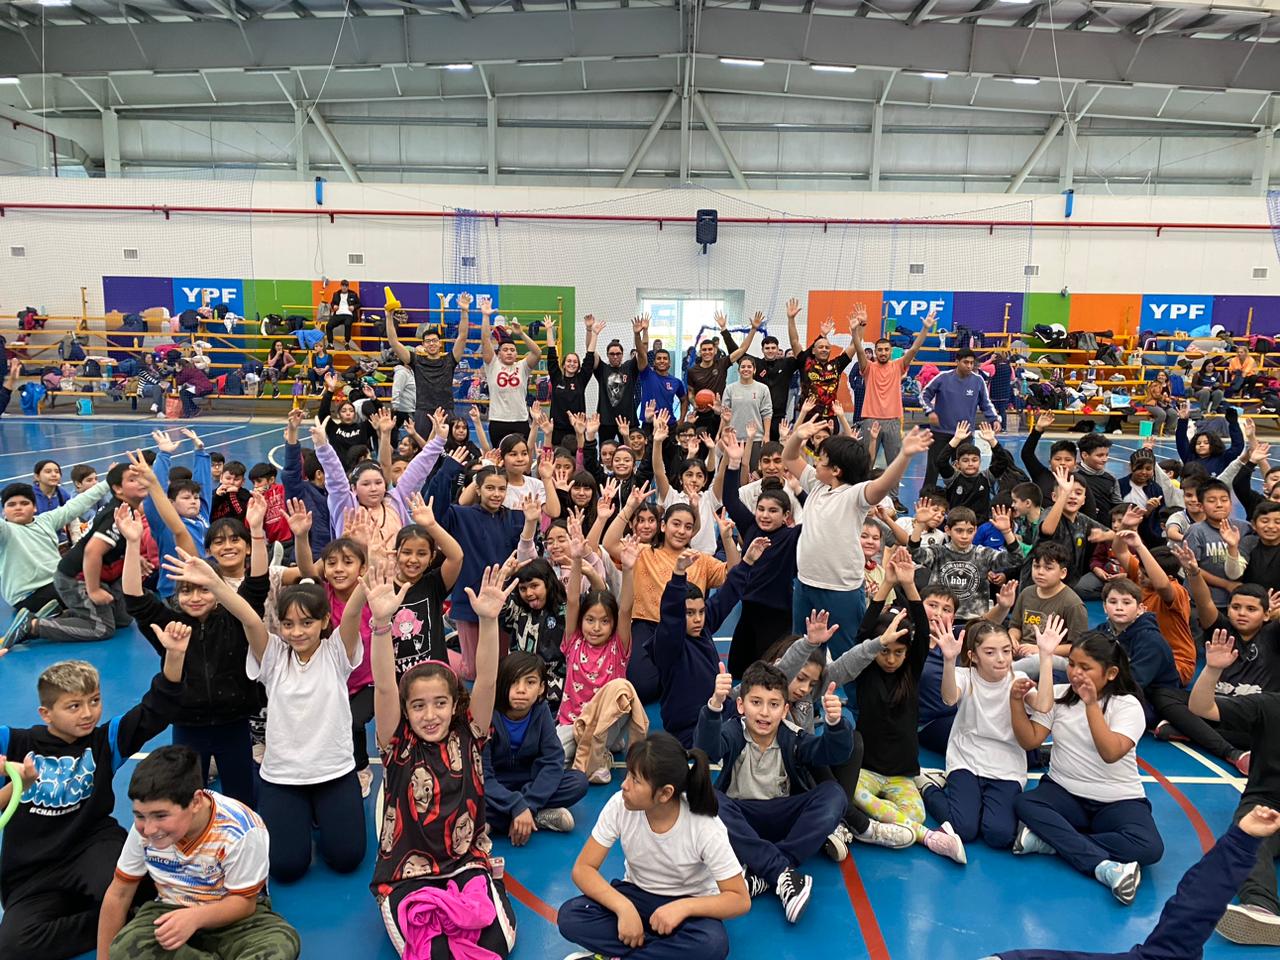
[0,177,1277,331]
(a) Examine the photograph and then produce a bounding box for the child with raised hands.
[823,547,968,863]
[369,562,519,957]
[1188,630,1280,944]
[499,553,570,716]
[458,433,561,520]
[656,539,767,749]
[558,732,750,960]
[121,503,266,808]
[482,652,590,847]
[558,530,639,775]
[1009,632,1164,906]
[165,546,368,884]
[652,410,722,555]
[920,615,1059,852]
[313,405,447,554]
[143,429,213,598]
[696,659,851,924]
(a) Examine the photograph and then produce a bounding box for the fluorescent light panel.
[0,77,21,85]
[911,70,949,80]
[442,64,474,71]
[811,63,857,74]
[995,75,1040,85]
[720,57,766,67]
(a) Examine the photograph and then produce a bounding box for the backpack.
[120,312,146,332]
[82,358,102,379]
[17,306,43,331]
[265,314,289,335]
[222,369,244,396]
[286,314,308,333]
[59,335,86,362]
[18,382,45,414]
[179,309,201,333]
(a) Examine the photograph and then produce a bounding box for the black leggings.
[172,720,256,808]
[257,771,366,883]
[1149,686,1253,760]
[816,730,871,834]
[326,314,354,346]
[728,600,794,677]
[350,684,374,772]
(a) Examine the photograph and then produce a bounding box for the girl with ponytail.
[558,732,750,960]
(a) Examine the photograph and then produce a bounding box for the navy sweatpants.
[993,824,1264,960]
[558,880,730,960]
[923,770,1021,849]
[715,782,847,885]
[1014,776,1164,875]
[485,770,590,832]
[630,619,662,704]
[172,719,256,809]
[257,771,367,883]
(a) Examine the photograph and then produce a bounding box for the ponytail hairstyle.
[625,732,717,817]
[871,605,918,707]
[763,634,824,673]
[1057,631,1140,708]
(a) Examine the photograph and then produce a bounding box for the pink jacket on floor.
[396,874,500,960]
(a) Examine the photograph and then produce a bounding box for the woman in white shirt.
[1010,632,1165,906]
[559,732,750,960]
[479,296,541,448]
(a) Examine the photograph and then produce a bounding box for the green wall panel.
[498,285,577,354]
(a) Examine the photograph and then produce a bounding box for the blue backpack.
[19,382,46,414]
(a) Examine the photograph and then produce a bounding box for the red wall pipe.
[0,200,1271,232]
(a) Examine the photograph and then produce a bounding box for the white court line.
[0,419,255,462]
[0,424,285,484]
[1168,740,1246,793]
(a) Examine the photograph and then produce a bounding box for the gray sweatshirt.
[776,635,884,734]
[909,539,1021,621]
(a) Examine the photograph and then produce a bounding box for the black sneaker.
[822,822,853,862]
[775,868,813,924]
[742,868,770,898]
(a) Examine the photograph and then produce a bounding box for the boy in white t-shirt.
[97,745,300,960]
[479,296,542,448]
[781,420,933,658]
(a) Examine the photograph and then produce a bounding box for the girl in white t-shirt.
[164,552,367,884]
[921,616,1059,851]
[479,296,542,447]
[651,412,722,555]
[1010,632,1166,905]
[558,732,750,960]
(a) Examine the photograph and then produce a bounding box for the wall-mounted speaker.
[696,209,718,253]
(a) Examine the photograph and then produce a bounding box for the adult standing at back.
[547,313,602,447]
[852,306,935,466]
[385,291,471,434]
[325,280,361,348]
[592,316,647,444]
[787,306,854,420]
[685,311,761,409]
[755,299,802,439]
[479,296,542,447]
[920,348,1000,490]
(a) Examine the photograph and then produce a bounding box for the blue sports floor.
[0,415,1263,960]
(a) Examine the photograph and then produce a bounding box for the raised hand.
[408,493,437,528]
[310,415,331,448]
[456,291,473,311]
[1219,519,1241,552]
[1251,441,1272,465]
[285,406,306,441]
[477,294,492,315]
[585,412,601,438]
[284,497,312,536]
[125,449,157,486]
[886,545,917,584]
[1053,463,1073,491]
[714,310,728,330]
[521,493,542,525]
[878,607,911,649]
[819,316,836,339]
[719,427,743,464]
[536,448,555,481]
[627,482,653,508]
[978,421,997,447]
[371,406,394,435]
[709,662,733,710]
[1010,676,1036,704]
[850,303,868,329]
[1036,411,1056,432]
[114,503,144,543]
[952,420,972,444]
[151,429,180,454]
[150,621,192,656]
[990,503,1013,534]
[179,428,204,451]
[1171,542,1200,575]
[674,547,697,575]
[742,536,770,565]
[160,548,221,589]
[804,609,840,647]
[922,309,938,332]
[617,535,641,571]
[1035,613,1067,656]
[245,492,268,532]
[901,426,934,457]
[822,682,844,725]
[869,420,881,440]
[364,559,411,622]
[785,297,802,320]
[343,507,373,547]
[714,508,734,540]
[615,415,631,439]
[996,578,1019,608]
[464,564,517,621]
[750,310,765,330]
[1072,672,1099,707]
[651,413,669,444]
[932,618,962,661]
[1205,629,1239,670]
[1177,398,1191,419]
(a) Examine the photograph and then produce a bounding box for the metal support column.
[294,104,309,179]
[486,97,498,185]
[869,102,884,191]
[679,93,691,181]
[1253,126,1275,196]
[102,109,121,178]
[692,92,747,190]
[308,104,362,183]
[1007,114,1065,194]
[1059,119,1076,192]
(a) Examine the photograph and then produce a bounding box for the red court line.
[840,856,892,960]
[1137,757,1216,854]
[502,872,561,925]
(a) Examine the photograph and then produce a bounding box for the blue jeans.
[1014,775,1164,875]
[792,581,867,696]
[559,881,729,960]
[715,783,847,885]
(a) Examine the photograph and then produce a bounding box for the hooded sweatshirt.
[909,537,1022,621]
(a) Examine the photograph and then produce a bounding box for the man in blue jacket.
[921,348,1000,490]
[695,660,852,925]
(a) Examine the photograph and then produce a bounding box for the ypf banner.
[1139,294,1214,330]
[882,291,953,332]
[172,278,245,314]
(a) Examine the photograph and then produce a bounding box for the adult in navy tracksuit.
[695,661,851,917]
[281,412,331,558]
[984,806,1280,960]
[655,558,752,748]
[920,349,1000,491]
[481,652,589,839]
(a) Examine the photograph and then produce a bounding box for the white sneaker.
[913,768,948,792]
[534,807,575,832]
[1012,823,1056,856]
[1217,904,1280,945]
[853,820,916,850]
[149,403,158,413]
[1095,859,1140,906]
[588,768,612,785]
[923,824,967,865]
[822,822,853,862]
[155,412,166,420]
[358,767,374,798]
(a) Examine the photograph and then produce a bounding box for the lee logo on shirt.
[23,751,97,809]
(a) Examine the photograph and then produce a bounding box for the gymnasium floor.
[0,415,1260,960]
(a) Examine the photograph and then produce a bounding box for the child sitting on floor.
[95,744,300,960]
[481,652,589,847]
[558,732,751,960]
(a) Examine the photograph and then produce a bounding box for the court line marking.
[502,873,560,925]
[1167,741,1246,793]
[840,856,891,960]
[0,420,254,463]
[1137,757,1216,854]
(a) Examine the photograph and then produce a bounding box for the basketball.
[695,389,716,410]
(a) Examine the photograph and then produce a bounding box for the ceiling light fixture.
[442,63,474,71]
[811,64,858,74]
[719,57,766,67]
[911,70,949,80]
[0,77,21,85]
[995,75,1041,85]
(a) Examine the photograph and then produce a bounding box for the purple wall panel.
[364,280,431,339]
[102,276,174,361]
[952,292,1024,334]
[1211,295,1280,335]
